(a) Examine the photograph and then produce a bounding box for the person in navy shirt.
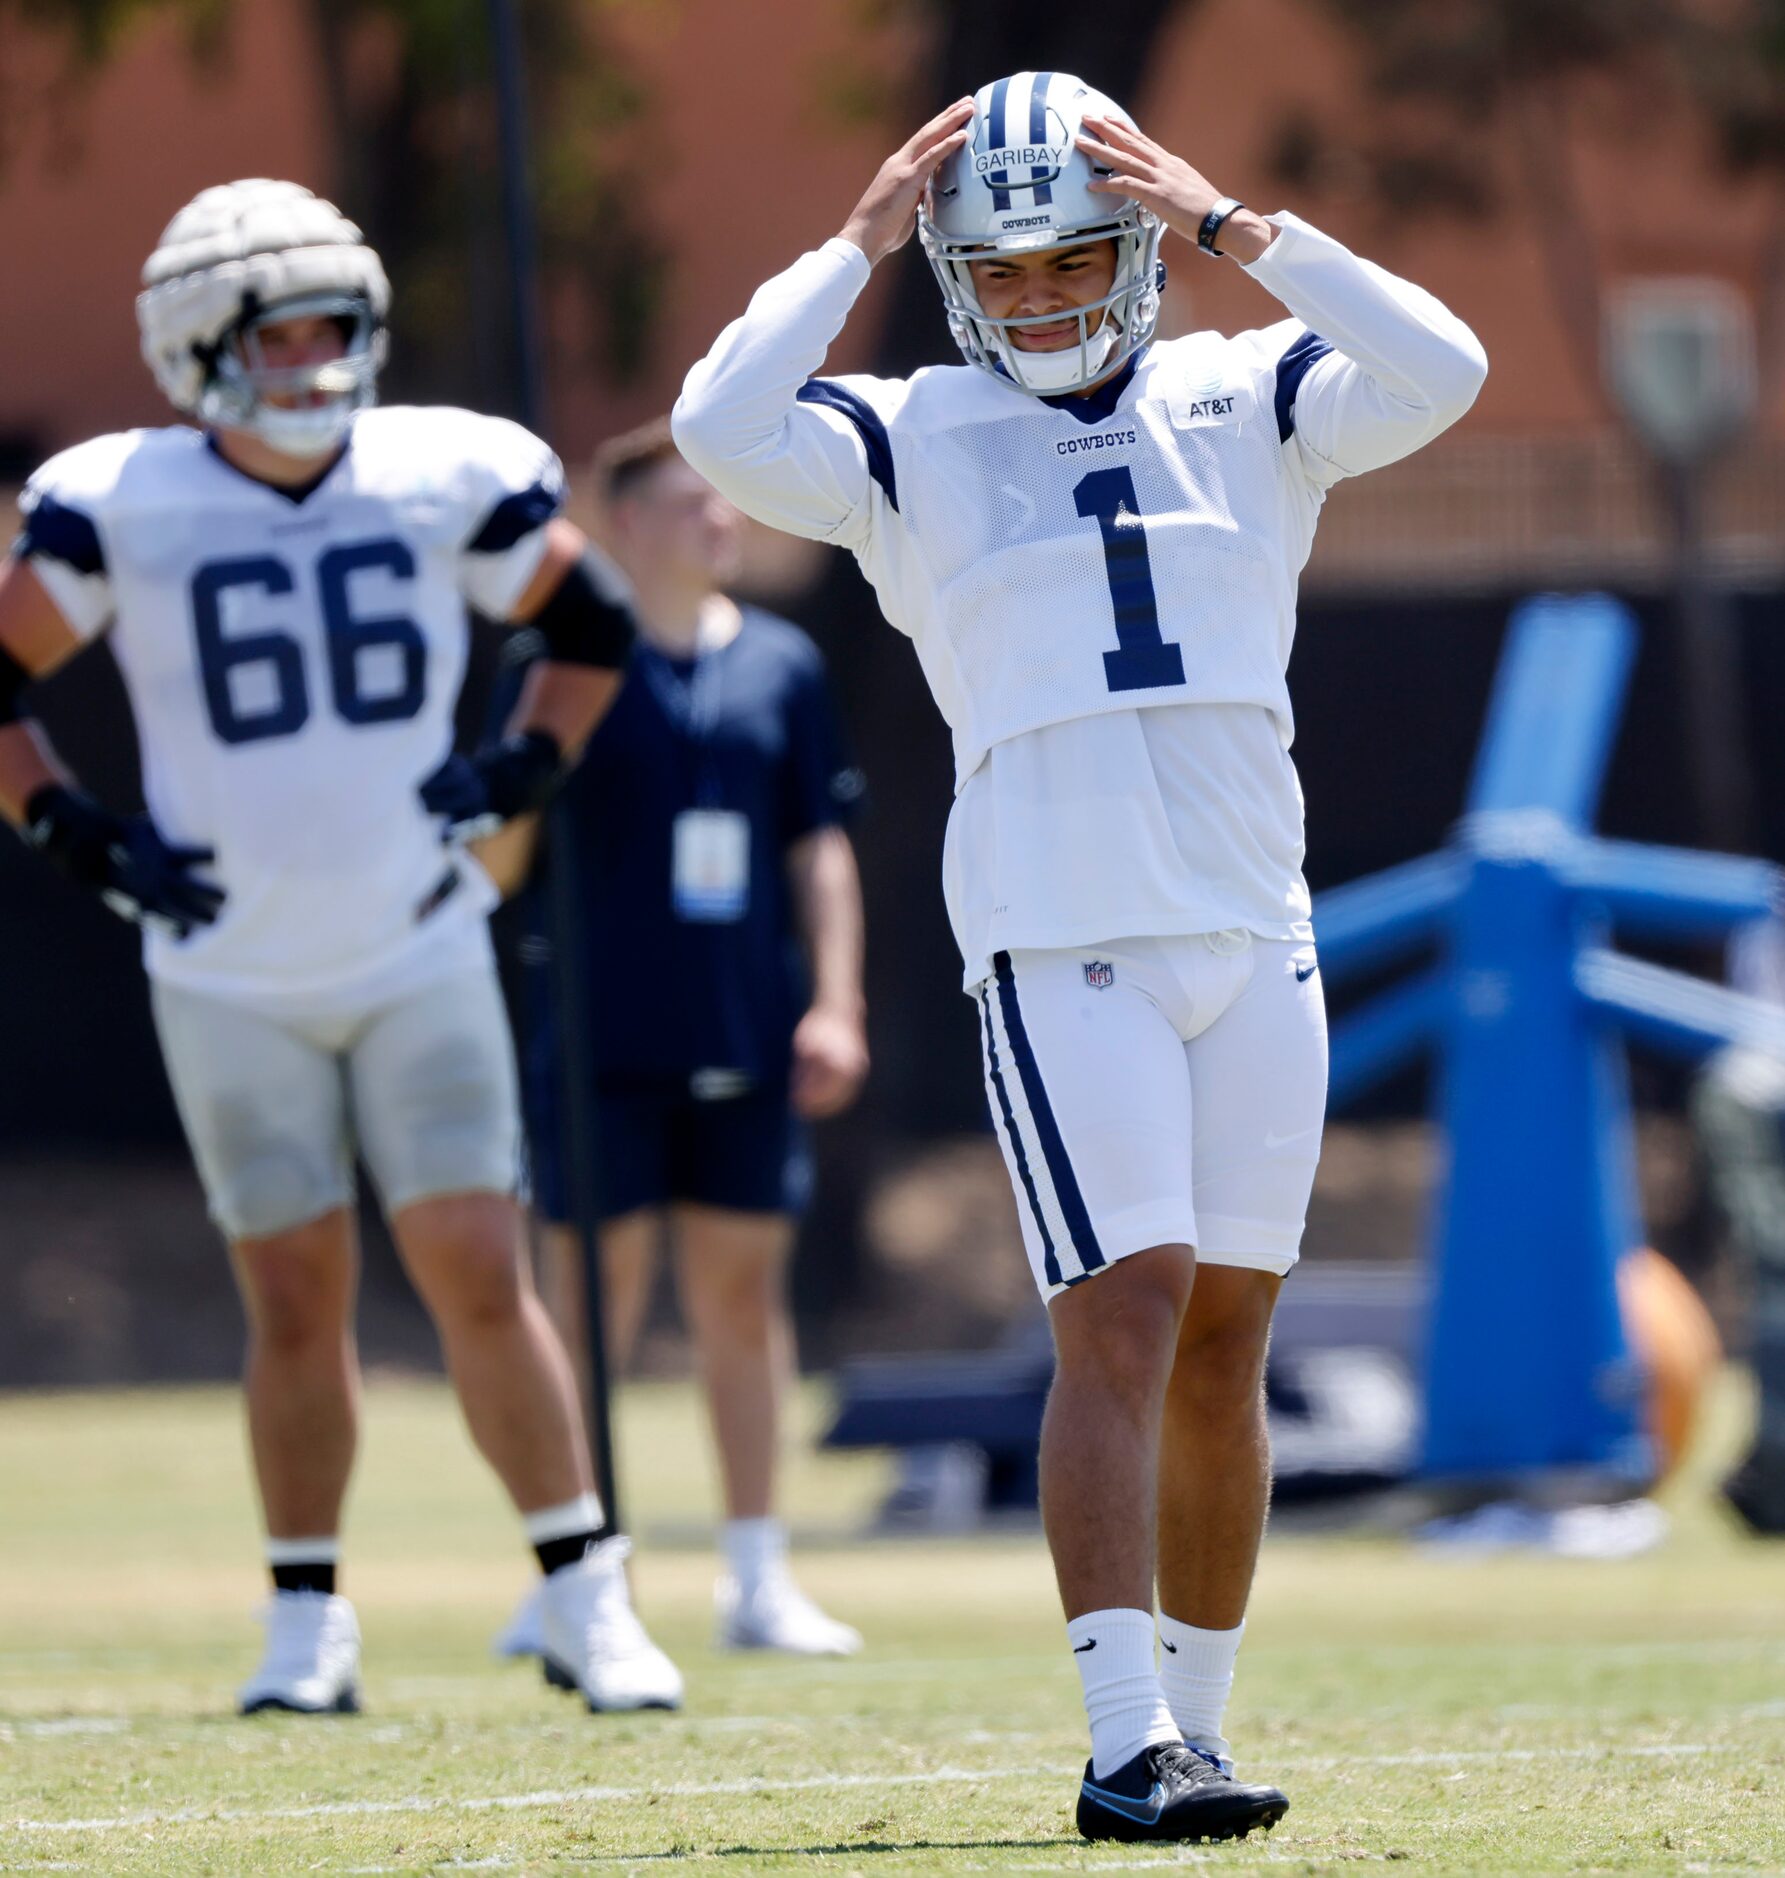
[481,418,869,1656]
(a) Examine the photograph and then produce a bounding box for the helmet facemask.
[918,72,1165,398]
[201,290,386,457]
[921,209,1164,396]
[136,179,392,459]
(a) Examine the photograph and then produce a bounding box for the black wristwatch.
[1197,197,1245,257]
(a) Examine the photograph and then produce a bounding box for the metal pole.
[1661,457,1753,855]
[486,0,623,1536]
[487,0,544,427]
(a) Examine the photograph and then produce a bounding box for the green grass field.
[1,1373,1780,1876]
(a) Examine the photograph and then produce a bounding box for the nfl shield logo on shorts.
[1083,960,1115,990]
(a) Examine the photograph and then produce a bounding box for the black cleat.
[1723,1453,1785,1535]
[240,1685,361,1716]
[1076,1741,1289,1844]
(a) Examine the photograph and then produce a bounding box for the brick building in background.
[2,0,1781,591]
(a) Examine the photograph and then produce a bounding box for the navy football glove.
[418,729,564,843]
[24,784,225,939]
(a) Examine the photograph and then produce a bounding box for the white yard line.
[3,1741,1740,1838]
[0,1718,128,1739]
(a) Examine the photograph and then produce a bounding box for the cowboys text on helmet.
[136,179,390,457]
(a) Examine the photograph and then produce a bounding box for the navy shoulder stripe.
[466,477,563,554]
[1274,330,1334,443]
[18,491,106,577]
[796,379,899,513]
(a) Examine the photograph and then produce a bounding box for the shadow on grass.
[610,1837,1080,1861]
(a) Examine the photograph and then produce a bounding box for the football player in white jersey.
[674,75,1486,1841]
[0,179,682,1716]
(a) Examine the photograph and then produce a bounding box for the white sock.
[1068,1608,1179,1779]
[1158,1613,1244,1762]
[523,1493,605,1548]
[722,1516,787,1594]
[265,1537,339,1566]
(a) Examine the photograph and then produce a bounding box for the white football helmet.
[136,179,390,456]
[919,73,1163,396]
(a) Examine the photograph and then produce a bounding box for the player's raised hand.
[1076,114,1276,262]
[839,98,976,267]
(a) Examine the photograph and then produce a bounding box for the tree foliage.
[0,0,224,64]
[1274,0,1785,410]
[0,0,664,417]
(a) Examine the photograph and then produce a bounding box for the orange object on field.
[1618,1246,1723,1480]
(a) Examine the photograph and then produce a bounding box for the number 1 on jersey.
[1073,467,1186,694]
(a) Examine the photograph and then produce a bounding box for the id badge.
[673,809,750,923]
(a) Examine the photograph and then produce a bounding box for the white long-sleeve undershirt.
[674,213,1486,541]
[675,212,1486,986]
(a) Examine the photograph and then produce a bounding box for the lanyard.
[642,634,727,808]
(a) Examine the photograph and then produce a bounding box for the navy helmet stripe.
[992,952,1105,1275]
[1029,70,1055,205]
[796,379,899,513]
[987,73,1011,149]
[980,986,1063,1290]
[18,492,106,577]
[1274,330,1335,443]
[985,74,1013,211]
[466,478,565,553]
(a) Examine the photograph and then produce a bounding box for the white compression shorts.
[151,960,523,1242]
[973,932,1328,1301]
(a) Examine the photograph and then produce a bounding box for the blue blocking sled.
[1318,593,1785,1490]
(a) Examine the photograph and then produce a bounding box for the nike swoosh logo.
[1073,1639,1097,1653]
[1264,1125,1319,1150]
[1083,1779,1167,1824]
[1161,1639,1178,1653]
[1295,962,1318,981]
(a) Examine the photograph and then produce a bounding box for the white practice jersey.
[18,407,567,1011]
[675,212,1487,985]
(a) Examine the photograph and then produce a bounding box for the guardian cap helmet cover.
[137,179,390,456]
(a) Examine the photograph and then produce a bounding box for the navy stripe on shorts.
[987,951,1105,1284]
[979,985,1063,1290]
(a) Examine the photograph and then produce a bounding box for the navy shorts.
[528,1068,813,1224]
